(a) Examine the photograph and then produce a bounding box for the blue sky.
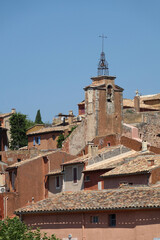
[1,0,160,122]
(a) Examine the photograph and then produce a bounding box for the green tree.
[9,113,28,150]
[57,133,65,148]
[25,118,35,130]
[35,110,43,124]
[0,217,59,240]
[57,126,77,148]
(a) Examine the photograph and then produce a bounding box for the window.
[107,85,113,102]
[17,159,21,162]
[90,216,99,223]
[73,167,78,184]
[33,136,41,145]
[109,214,116,227]
[107,142,111,147]
[10,170,16,191]
[85,175,90,182]
[52,135,56,140]
[56,176,60,189]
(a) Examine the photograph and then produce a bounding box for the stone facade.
[84,76,123,143]
[137,113,160,147]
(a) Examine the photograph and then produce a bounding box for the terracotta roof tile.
[46,169,63,176]
[102,155,160,178]
[6,150,60,170]
[0,112,13,118]
[27,126,68,136]
[84,150,138,172]
[15,187,160,214]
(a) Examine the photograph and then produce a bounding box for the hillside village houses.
[1,47,160,240]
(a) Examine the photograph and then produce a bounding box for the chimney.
[134,90,140,112]
[142,141,147,152]
[11,108,16,114]
[68,110,73,125]
[88,142,98,156]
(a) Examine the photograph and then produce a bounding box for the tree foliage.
[0,217,60,240]
[25,118,35,130]
[9,113,28,150]
[35,110,43,124]
[57,126,77,148]
[57,133,65,148]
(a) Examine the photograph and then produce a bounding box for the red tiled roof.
[15,187,160,214]
[27,126,68,136]
[102,155,160,178]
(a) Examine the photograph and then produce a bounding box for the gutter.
[15,205,160,216]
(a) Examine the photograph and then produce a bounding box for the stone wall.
[62,120,86,156]
[87,145,130,166]
[137,113,160,148]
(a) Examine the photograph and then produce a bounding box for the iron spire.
[98,34,109,76]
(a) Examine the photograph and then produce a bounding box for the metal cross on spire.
[99,34,107,52]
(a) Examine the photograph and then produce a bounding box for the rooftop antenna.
[98,34,109,76]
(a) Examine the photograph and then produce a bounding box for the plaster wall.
[28,132,60,150]
[23,209,160,240]
[84,170,107,190]
[48,175,63,197]
[104,174,149,189]
[64,164,84,192]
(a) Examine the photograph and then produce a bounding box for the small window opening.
[109,214,116,227]
[107,85,113,102]
[107,142,111,147]
[35,136,41,145]
[36,137,39,144]
[56,176,60,189]
[73,167,78,183]
[17,159,21,162]
[90,216,99,223]
[52,135,56,140]
[85,175,90,182]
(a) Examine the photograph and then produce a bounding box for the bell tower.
[84,36,123,142]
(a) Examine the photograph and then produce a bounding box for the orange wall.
[22,209,160,240]
[121,136,142,151]
[4,151,75,218]
[84,170,107,190]
[28,132,61,150]
[104,174,149,189]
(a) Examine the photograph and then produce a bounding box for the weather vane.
[99,34,107,52]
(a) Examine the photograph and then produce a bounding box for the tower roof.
[98,51,109,76]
